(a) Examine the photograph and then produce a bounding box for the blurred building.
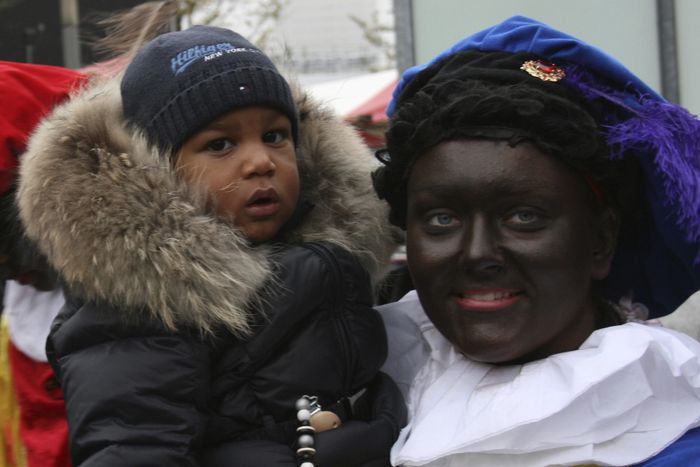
[205,0,395,78]
[0,0,143,68]
[276,0,394,74]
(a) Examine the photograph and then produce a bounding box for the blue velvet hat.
[387,16,700,318]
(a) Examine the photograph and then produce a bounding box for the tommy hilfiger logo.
[170,42,234,75]
[202,46,262,64]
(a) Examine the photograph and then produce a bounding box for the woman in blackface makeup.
[374,16,700,467]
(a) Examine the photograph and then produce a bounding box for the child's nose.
[241,144,276,177]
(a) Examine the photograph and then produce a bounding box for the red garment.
[8,342,70,467]
[0,61,86,194]
[0,61,86,467]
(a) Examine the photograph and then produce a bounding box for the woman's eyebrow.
[410,179,557,196]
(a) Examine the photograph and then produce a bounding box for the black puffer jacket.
[18,73,403,466]
[48,242,403,466]
[210,243,385,431]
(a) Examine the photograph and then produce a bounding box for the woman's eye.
[504,209,547,229]
[426,212,459,228]
[513,211,537,223]
[262,129,288,144]
[206,138,234,152]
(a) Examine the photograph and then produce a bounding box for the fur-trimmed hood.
[17,75,395,336]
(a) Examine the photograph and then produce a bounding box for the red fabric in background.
[0,60,85,467]
[8,342,70,467]
[345,79,395,124]
[345,79,395,149]
[0,61,86,195]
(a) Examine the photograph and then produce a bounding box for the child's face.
[405,139,616,364]
[176,106,299,242]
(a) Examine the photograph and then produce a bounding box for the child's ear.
[591,207,620,280]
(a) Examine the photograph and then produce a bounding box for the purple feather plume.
[565,65,700,252]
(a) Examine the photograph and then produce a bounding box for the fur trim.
[17,76,395,335]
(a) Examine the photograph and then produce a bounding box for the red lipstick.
[454,288,522,312]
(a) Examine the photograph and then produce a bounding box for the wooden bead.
[310,410,341,433]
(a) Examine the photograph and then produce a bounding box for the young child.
[16,26,404,467]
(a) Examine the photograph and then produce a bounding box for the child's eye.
[262,129,289,144]
[205,138,234,152]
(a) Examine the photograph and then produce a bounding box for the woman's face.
[405,139,617,364]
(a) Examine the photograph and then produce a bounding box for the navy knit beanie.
[121,25,298,151]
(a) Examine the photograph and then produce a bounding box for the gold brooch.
[520,59,566,82]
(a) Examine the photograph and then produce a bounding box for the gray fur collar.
[17,76,395,335]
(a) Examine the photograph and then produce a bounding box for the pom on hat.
[0,62,86,194]
[384,16,700,317]
[121,25,298,151]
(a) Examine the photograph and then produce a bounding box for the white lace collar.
[379,292,700,467]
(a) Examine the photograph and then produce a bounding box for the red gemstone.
[536,62,555,73]
[520,59,565,82]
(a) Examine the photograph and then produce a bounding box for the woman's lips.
[454,289,523,312]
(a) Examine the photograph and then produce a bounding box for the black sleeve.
[314,372,407,467]
[233,243,335,368]
[203,440,297,467]
[47,296,212,467]
[211,244,334,420]
[210,243,401,466]
[245,241,389,416]
[204,373,405,467]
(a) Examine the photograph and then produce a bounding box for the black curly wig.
[373,50,641,230]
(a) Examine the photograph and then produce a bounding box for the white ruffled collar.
[379,292,700,467]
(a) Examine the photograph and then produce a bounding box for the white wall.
[408,0,678,107]
[675,0,700,114]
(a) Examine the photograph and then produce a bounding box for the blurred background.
[1,0,699,140]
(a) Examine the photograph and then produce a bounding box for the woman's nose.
[460,216,504,274]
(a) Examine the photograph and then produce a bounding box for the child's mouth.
[246,189,280,218]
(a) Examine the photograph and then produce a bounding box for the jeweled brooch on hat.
[520,59,566,82]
